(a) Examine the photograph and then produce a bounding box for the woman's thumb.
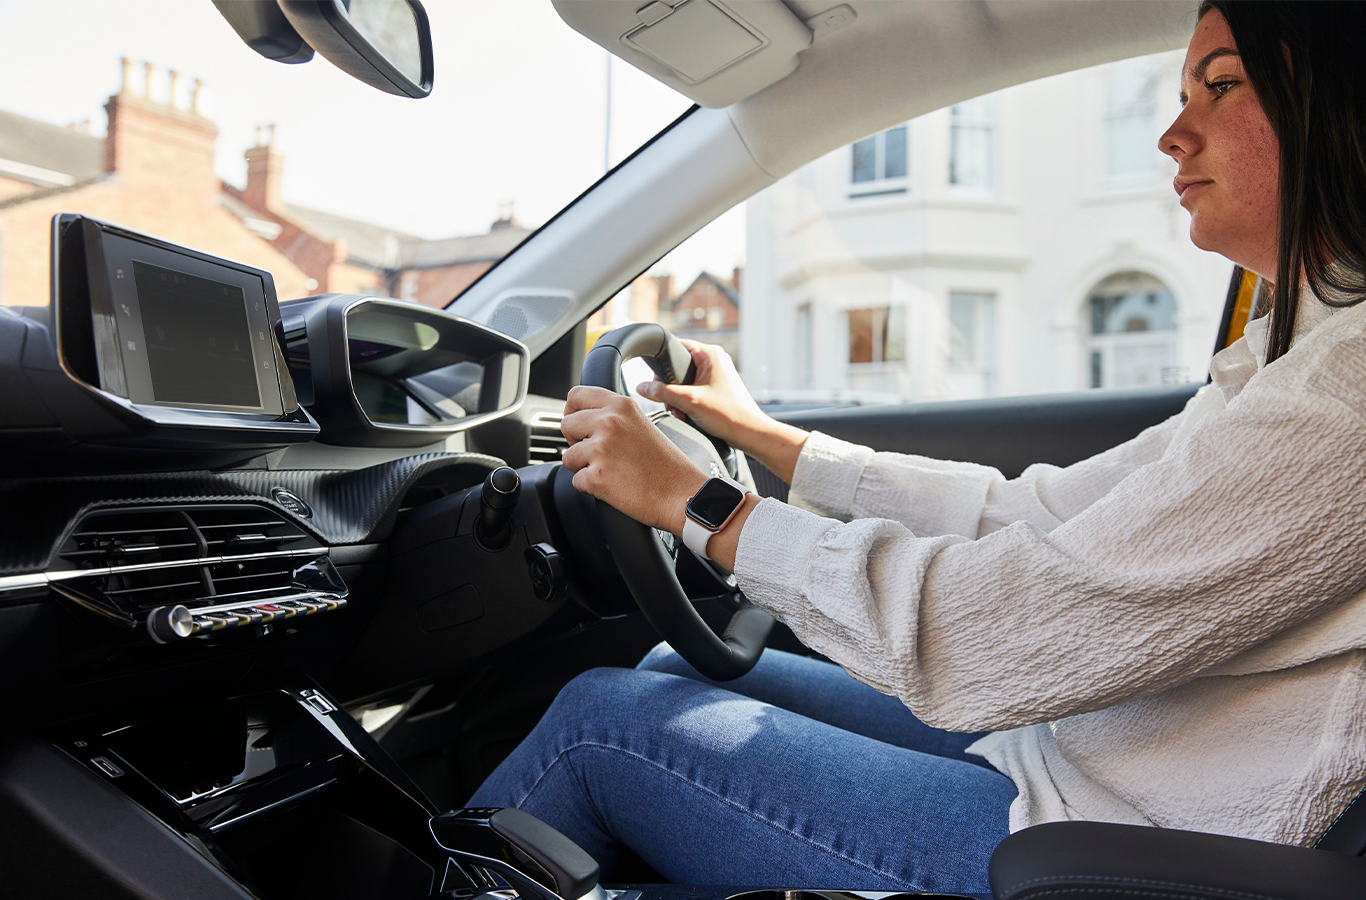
[638,380,693,409]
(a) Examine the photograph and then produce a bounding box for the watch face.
[688,479,746,530]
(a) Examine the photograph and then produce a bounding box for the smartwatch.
[681,476,751,561]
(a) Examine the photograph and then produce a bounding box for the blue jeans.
[469,646,1016,894]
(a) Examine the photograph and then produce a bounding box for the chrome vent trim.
[529,410,568,462]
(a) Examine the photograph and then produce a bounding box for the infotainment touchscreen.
[85,224,287,416]
[133,261,262,409]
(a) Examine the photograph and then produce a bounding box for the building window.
[949,96,995,191]
[1105,57,1159,184]
[850,124,908,197]
[947,292,997,398]
[1086,272,1183,389]
[847,306,907,366]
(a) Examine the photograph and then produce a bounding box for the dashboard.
[0,214,597,727]
[0,214,700,900]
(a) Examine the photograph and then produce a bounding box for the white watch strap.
[682,516,716,560]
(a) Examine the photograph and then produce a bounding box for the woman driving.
[471,2,1366,894]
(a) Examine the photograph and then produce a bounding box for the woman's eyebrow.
[1188,46,1240,83]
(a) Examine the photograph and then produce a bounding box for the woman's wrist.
[740,419,809,484]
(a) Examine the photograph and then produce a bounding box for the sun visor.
[552,0,813,108]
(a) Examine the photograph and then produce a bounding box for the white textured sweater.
[733,293,1366,847]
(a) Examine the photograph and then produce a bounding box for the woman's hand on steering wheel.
[636,340,809,484]
[561,385,708,534]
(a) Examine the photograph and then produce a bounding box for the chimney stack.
[104,59,218,188]
[118,57,135,97]
[243,123,284,213]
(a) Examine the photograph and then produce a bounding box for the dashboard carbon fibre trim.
[0,451,503,575]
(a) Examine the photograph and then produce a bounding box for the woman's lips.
[1174,177,1212,202]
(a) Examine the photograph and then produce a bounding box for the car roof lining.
[727,0,1198,178]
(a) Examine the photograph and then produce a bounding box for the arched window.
[1086,272,1179,389]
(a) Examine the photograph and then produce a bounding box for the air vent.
[50,503,335,617]
[207,555,308,602]
[96,566,208,611]
[189,506,317,556]
[529,410,568,462]
[58,509,201,569]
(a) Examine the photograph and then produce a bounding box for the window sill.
[846,362,908,373]
[848,185,909,200]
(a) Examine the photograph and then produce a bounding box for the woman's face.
[1159,9,1280,277]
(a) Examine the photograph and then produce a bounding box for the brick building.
[0,59,531,310]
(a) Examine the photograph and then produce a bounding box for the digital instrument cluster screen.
[133,261,262,408]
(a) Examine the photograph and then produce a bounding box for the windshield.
[0,0,690,311]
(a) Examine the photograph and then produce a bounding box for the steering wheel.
[579,323,774,680]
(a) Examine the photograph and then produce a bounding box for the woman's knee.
[635,641,678,671]
[635,642,707,681]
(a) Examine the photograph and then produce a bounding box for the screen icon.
[126,340,137,352]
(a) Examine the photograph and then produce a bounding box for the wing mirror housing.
[215,0,434,98]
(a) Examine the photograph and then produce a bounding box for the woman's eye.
[1205,79,1236,97]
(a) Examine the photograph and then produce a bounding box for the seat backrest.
[1316,784,1366,855]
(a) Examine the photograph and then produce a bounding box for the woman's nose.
[1160,105,1200,161]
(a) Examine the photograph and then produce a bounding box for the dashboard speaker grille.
[487,294,571,341]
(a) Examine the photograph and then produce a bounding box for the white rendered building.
[742,52,1237,402]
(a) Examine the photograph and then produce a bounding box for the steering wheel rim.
[579,323,774,681]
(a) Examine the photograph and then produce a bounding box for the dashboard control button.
[147,605,194,643]
[272,488,313,518]
[525,543,566,601]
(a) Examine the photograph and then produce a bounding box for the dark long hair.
[1198,1,1366,363]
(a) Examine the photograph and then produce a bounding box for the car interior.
[3,1,1366,899]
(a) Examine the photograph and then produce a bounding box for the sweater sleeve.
[787,387,1206,538]
[734,361,1366,732]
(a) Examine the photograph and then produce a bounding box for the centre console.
[0,678,986,900]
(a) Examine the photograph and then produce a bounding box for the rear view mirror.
[219,0,434,98]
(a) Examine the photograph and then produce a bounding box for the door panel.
[759,384,1198,494]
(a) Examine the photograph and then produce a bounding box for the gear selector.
[430,806,604,900]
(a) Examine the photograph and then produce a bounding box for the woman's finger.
[564,384,618,415]
[637,380,697,409]
[560,406,606,444]
[560,439,588,472]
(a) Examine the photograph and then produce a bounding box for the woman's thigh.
[637,644,991,766]
[470,667,1015,895]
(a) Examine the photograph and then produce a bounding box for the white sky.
[0,0,746,287]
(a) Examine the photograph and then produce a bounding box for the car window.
[595,50,1236,410]
[0,1,690,311]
